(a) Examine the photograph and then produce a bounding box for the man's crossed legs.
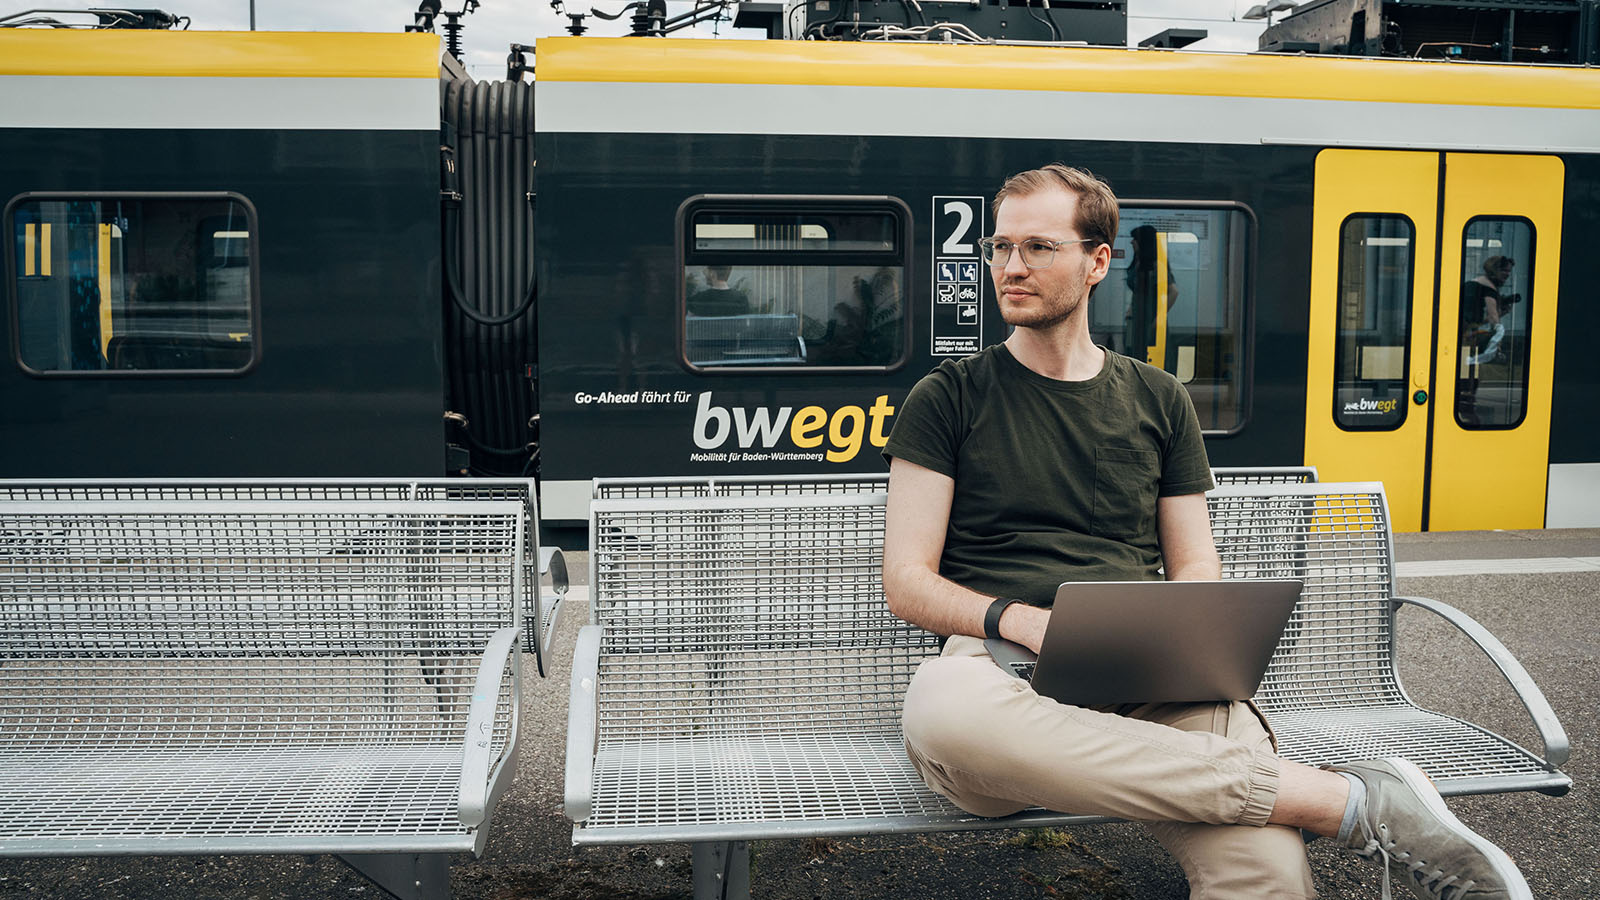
[902,636,1529,900]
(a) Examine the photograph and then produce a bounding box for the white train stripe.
[1397,557,1600,578]
[1547,463,1600,528]
[536,82,1600,153]
[0,76,438,131]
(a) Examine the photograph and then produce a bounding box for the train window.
[1455,217,1534,429]
[1096,205,1253,434]
[679,198,910,372]
[6,193,258,376]
[1332,215,1414,431]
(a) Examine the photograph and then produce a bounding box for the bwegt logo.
[1343,397,1400,414]
[693,392,896,463]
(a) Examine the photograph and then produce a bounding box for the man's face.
[990,186,1109,330]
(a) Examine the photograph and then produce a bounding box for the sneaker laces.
[1354,824,1478,900]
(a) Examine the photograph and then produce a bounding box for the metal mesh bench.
[565,481,1569,899]
[593,474,890,500]
[0,478,567,664]
[592,467,1314,503]
[1212,465,1319,484]
[684,313,807,366]
[0,498,529,900]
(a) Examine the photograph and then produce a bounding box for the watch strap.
[983,597,1022,640]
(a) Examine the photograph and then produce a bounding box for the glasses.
[979,236,1097,269]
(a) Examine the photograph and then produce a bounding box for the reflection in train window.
[1456,217,1533,429]
[680,201,909,371]
[1092,206,1252,433]
[1332,215,1414,431]
[7,194,257,374]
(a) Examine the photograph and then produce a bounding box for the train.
[2,12,1597,534]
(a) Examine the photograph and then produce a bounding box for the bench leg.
[692,841,751,900]
[337,852,451,900]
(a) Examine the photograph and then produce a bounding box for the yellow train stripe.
[535,37,1600,111]
[0,31,440,78]
[40,223,50,277]
[23,224,35,278]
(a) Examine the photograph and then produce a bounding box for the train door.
[1304,149,1563,532]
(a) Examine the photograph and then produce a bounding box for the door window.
[1455,217,1534,429]
[1333,215,1414,431]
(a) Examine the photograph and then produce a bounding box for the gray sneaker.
[1328,758,1531,900]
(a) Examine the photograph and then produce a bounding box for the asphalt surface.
[1,529,1594,900]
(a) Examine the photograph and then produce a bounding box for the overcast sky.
[2,0,1274,79]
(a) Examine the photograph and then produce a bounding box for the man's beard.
[999,279,1090,329]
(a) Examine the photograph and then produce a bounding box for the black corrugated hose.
[440,78,540,479]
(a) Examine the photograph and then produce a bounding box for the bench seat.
[1263,706,1568,795]
[0,745,484,852]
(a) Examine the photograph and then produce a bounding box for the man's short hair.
[994,164,1119,251]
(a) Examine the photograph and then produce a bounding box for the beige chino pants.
[902,635,1317,900]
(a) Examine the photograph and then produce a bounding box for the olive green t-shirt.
[883,344,1214,607]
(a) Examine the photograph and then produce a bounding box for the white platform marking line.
[1397,557,1600,578]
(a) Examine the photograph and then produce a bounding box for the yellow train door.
[1304,150,1563,532]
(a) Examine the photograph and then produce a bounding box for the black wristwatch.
[984,597,1023,640]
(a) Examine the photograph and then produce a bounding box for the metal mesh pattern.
[578,484,1556,839]
[0,500,520,845]
[0,479,548,654]
[595,469,1314,500]
[1209,485,1554,782]
[1211,467,1319,485]
[586,494,947,830]
[593,475,889,501]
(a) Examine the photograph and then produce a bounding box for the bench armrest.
[533,546,571,674]
[564,624,603,823]
[540,546,570,596]
[459,625,521,827]
[1394,594,1569,768]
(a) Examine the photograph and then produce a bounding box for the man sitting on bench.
[882,163,1529,900]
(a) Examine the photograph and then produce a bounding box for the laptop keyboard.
[1010,661,1036,681]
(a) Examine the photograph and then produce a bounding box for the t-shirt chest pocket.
[1091,446,1161,540]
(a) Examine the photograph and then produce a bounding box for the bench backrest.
[0,499,522,748]
[0,478,545,653]
[1207,482,1402,711]
[593,474,890,500]
[591,482,1402,736]
[589,493,933,740]
[592,467,1316,502]
[1211,466,1319,485]
[685,313,805,366]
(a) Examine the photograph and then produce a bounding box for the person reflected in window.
[1458,255,1521,424]
[1461,256,1519,365]
[686,265,751,317]
[1123,225,1178,365]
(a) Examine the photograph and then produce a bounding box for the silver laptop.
[984,579,1301,706]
